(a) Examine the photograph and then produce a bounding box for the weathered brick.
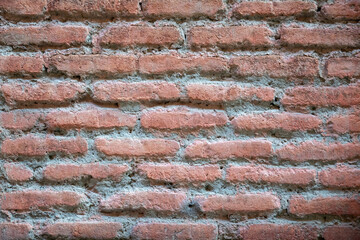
[319,165,360,188]
[138,164,221,184]
[239,224,318,240]
[95,138,179,157]
[0,111,41,130]
[46,55,136,77]
[0,25,89,47]
[230,55,318,78]
[139,54,229,75]
[0,0,46,19]
[323,226,360,240]
[141,107,228,130]
[0,190,83,211]
[100,191,186,213]
[43,222,122,239]
[195,193,280,215]
[232,112,321,132]
[189,26,273,49]
[1,135,88,156]
[321,0,360,20]
[327,111,360,134]
[325,57,360,78]
[187,84,275,103]
[99,25,182,48]
[44,164,128,182]
[1,82,85,106]
[276,141,360,162]
[282,84,360,108]
[0,56,44,75]
[47,0,140,19]
[4,163,33,182]
[93,81,180,102]
[226,166,315,186]
[186,140,272,160]
[232,1,316,18]
[142,0,225,19]
[280,26,360,48]
[0,223,32,240]
[46,109,136,129]
[132,223,217,240]
[289,195,360,217]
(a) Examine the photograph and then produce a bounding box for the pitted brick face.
[0,0,359,239]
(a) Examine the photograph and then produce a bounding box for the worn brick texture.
[0,0,359,239]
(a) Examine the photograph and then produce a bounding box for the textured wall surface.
[0,0,359,239]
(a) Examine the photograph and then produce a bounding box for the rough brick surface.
[132,223,217,240]
[1,0,359,238]
[289,195,360,217]
[43,222,122,239]
[4,163,33,182]
[0,190,83,211]
[0,25,89,47]
[189,26,273,49]
[186,140,272,160]
[195,193,280,215]
[95,138,179,157]
[226,166,316,185]
[232,1,316,18]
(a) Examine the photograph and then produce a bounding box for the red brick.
[47,0,140,19]
[186,140,272,160]
[1,82,85,106]
[230,55,319,78]
[321,0,360,20]
[282,84,360,107]
[0,111,41,130]
[93,81,180,102]
[142,0,225,19]
[46,109,136,129]
[95,138,179,157]
[187,84,275,103]
[0,0,46,19]
[323,226,360,240]
[4,163,33,182]
[141,107,228,130]
[280,26,360,48]
[0,56,44,75]
[99,25,182,48]
[240,224,318,240]
[139,54,229,75]
[0,223,32,240]
[232,1,316,18]
[276,141,360,162]
[138,164,221,184]
[289,195,360,217]
[189,26,273,49]
[0,25,89,47]
[195,193,280,215]
[1,135,88,156]
[319,165,360,188]
[0,190,83,211]
[44,163,128,182]
[43,222,122,239]
[325,57,360,78]
[100,191,186,213]
[327,111,360,134]
[232,112,321,132]
[132,223,217,240]
[46,55,136,77]
[226,165,315,186]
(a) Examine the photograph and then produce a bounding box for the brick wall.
[0,0,359,239]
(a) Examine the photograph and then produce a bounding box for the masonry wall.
[0,0,359,239]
